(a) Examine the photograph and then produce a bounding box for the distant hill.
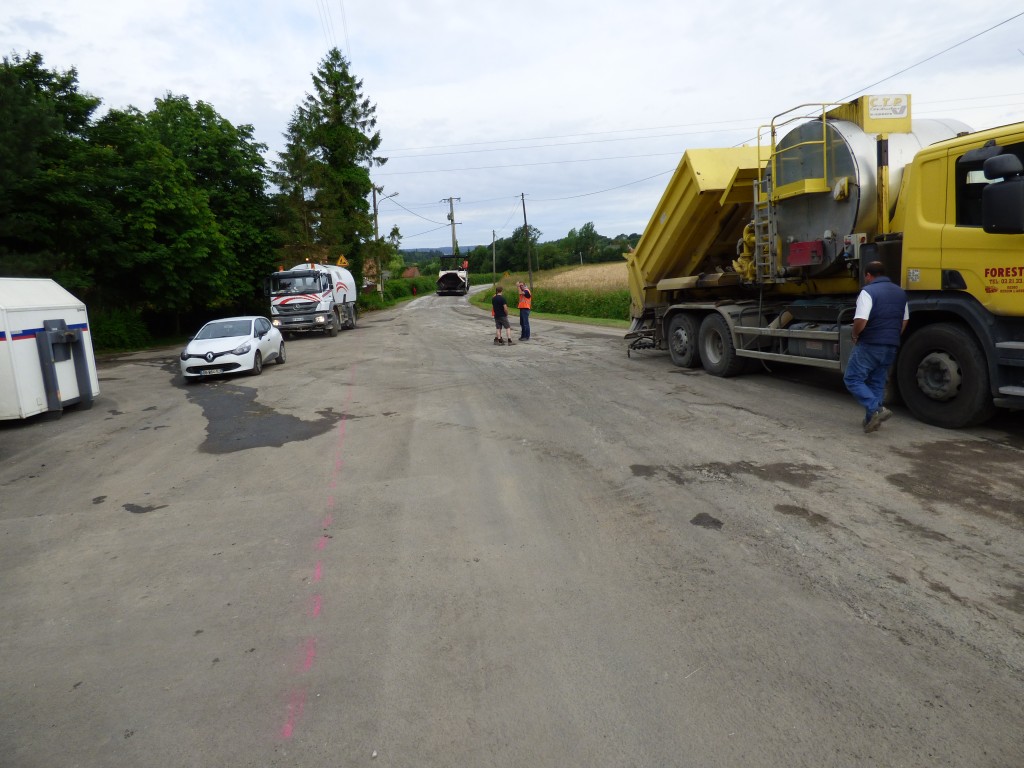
[401,247,481,262]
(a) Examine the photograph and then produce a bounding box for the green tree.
[146,94,277,303]
[0,52,103,289]
[576,221,600,264]
[509,224,542,272]
[274,48,386,285]
[86,106,231,313]
[384,225,405,275]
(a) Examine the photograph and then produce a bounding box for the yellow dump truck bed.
[626,147,765,318]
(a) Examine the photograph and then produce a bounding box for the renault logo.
[205,352,215,362]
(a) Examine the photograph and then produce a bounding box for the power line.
[379,195,446,225]
[383,13,1024,239]
[530,169,676,203]
[386,119,758,154]
[373,149,688,177]
[336,0,352,61]
[314,0,335,49]
[840,11,1024,101]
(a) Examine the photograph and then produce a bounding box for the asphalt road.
[2,293,1023,768]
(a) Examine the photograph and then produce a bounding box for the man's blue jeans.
[519,309,531,340]
[843,342,898,420]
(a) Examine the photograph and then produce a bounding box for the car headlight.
[231,342,252,355]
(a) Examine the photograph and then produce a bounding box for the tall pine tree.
[273,49,386,284]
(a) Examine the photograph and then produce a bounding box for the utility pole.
[491,230,496,287]
[521,193,533,289]
[372,185,397,297]
[441,196,461,257]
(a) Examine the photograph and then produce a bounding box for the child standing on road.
[491,286,515,345]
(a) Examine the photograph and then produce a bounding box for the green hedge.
[476,287,629,321]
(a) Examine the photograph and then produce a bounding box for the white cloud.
[4,0,1024,248]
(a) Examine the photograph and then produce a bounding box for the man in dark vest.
[844,261,909,433]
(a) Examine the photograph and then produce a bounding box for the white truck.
[436,255,470,296]
[265,263,358,337]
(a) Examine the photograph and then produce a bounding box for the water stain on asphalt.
[631,464,687,485]
[690,512,723,530]
[775,503,832,527]
[180,378,343,453]
[887,438,1022,520]
[124,503,168,514]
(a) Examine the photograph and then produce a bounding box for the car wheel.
[250,351,263,376]
[277,342,286,365]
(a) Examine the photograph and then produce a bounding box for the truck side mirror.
[982,154,1024,234]
[262,277,271,297]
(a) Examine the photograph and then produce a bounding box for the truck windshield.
[269,273,320,294]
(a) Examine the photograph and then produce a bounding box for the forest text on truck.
[265,263,358,338]
[624,95,1024,429]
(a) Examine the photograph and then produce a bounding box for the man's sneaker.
[494,338,503,345]
[506,339,515,345]
[878,406,893,423]
[863,409,884,433]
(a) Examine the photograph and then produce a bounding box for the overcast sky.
[5,1,1024,250]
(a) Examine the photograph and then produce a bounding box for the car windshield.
[194,320,252,340]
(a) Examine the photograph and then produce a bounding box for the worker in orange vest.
[517,281,532,341]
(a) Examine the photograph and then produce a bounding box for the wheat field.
[535,262,627,292]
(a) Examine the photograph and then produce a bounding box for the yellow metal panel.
[627,147,765,316]
[826,95,912,134]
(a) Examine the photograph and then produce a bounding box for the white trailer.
[0,278,100,420]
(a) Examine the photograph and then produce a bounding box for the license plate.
[201,368,223,375]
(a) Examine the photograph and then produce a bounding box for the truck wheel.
[347,304,358,329]
[327,316,339,337]
[699,313,745,377]
[667,313,701,368]
[895,323,995,428]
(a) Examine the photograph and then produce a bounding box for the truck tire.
[347,304,358,329]
[667,313,701,368]
[699,313,745,377]
[327,311,339,337]
[895,323,995,428]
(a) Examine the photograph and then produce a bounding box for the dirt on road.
[2,295,1022,767]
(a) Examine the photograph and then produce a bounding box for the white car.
[180,316,285,380]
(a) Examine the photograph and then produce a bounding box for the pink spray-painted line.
[303,637,318,670]
[308,594,323,618]
[280,689,306,739]
[278,370,356,741]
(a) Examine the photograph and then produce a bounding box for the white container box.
[0,278,100,420]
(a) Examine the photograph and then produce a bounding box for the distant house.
[401,266,420,278]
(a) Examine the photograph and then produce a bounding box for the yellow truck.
[625,95,1024,428]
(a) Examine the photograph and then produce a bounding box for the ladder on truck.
[752,175,776,283]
